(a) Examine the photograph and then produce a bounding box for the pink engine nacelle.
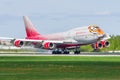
[14,40,24,47]
[42,42,56,49]
[92,40,110,49]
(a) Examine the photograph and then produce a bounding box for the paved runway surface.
[0,52,120,56]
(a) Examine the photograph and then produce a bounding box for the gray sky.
[0,0,120,38]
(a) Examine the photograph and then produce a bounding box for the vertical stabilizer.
[23,16,40,38]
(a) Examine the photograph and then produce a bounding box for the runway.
[0,52,120,56]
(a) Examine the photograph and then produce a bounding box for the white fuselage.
[43,26,99,45]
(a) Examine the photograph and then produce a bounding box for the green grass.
[0,56,120,80]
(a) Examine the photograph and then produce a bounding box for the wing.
[13,39,77,49]
[0,37,14,46]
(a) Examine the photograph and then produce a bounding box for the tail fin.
[23,16,40,38]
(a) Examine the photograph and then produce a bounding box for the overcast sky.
[0,0,120,38]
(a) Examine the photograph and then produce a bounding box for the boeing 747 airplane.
[0,16,110,54]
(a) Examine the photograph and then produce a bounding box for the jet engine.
[102,41,110,47]
[92,42,103,49]
[92,40,110,49]
[14,40,24,47]
[42,42,56,49]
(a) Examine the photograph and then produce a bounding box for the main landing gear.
[74,50,80,54]
[52,49,69,54]
[74,46,81,54]
[52,46,81,54]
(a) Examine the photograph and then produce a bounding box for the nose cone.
[88,25,105,35]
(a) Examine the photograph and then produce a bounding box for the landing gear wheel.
[63,49,70,54]
[52,49,62,54]
[52,51,56,54]
[52,48,70,54]
[74,50,80,54]
[74,46,81,54]
[63,51,70,54]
